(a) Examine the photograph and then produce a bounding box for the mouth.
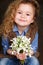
[19,19,26,22]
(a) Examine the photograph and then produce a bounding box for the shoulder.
[35,32,38,38]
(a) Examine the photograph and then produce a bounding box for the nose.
[21,13,25,18]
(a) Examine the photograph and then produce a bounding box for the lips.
[19,19,26,22]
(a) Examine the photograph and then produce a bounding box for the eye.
[26,14,30,16]
[17,11,22,14]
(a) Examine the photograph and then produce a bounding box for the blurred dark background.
[0,0,43,65]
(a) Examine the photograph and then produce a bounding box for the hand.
[16,52,27,60]
[29,49,34,56]
[7,49,17,56]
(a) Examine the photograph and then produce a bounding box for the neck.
[17,25,28,34]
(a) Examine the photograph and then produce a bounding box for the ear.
[31,19,34,23]
[31,16,36,23]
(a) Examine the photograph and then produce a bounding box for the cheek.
[14,15,19,23]
[27,18,34,24]
[15,13,20,18]
[27,16,34,22]
[14,14,18,20]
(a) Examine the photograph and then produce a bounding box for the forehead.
[17,4,35,13]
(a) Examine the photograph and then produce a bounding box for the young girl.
[0,0,40,65]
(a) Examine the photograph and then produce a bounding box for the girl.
[0,0,40,65]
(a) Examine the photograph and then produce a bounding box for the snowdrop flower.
[10,36,32,57]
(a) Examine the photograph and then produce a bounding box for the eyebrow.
[17,10,32,14]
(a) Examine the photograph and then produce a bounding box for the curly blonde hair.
[0,0,40,41]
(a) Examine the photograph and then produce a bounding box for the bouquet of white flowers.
[10,36,32,65]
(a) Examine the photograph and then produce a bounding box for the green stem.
[20,60,25,65]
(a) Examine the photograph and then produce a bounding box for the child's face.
[14,3,35,27]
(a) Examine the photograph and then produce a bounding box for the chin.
[18,24,28,27]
